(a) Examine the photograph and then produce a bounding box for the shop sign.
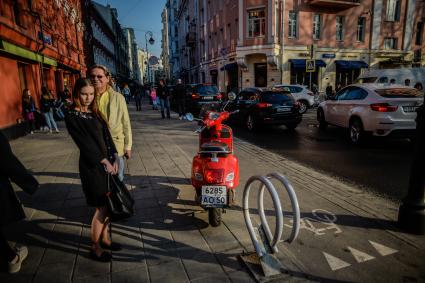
[38,32,52,45]
[322,53,336,59]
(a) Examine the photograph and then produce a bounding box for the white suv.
[273,84,315,114]
[317,84,423,144]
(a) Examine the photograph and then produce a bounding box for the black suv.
[185,84,222,113]
[228,88,302,131]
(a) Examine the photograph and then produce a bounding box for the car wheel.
[286,123,298,130]
[317,108,328,130]
[298,100,308,114]
[246,114,256,131]
[349,118,365,145]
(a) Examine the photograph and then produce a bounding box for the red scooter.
[188,98,239,227]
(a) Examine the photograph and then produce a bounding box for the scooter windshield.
[199,102,222,119]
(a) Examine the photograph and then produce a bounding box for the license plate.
[201,186,227,207]
[403,106,418,112]
[202,96,214,100]
[276,107,291,112]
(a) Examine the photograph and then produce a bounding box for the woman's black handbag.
[106,174,135,221]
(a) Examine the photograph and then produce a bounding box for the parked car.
[356,67,425,85]
[185,84,222,114]
[273,84,315,114]
[317,83,424,144]
[228,88,302,131]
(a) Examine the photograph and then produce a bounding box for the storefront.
[335,60,369,87]
[289,59,327,87]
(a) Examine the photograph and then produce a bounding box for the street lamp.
[145,31,155,85]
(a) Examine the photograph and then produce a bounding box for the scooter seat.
[200,142,230,153]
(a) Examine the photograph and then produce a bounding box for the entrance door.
[254,63,267,87]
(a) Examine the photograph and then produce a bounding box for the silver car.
[273,84,315,114]
[317,83,424,144]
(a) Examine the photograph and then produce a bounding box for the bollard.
[398,103,425,234]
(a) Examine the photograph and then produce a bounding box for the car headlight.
[226,172,234,182]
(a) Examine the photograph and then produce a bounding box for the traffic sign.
[306,59,315,72]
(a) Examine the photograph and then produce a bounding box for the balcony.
[307,0,360,9]
[186,32,196,46]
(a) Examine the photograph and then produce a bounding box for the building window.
[386,0,401,22]
[288,11,297,38]
[357,17,366,42]
[416,22,424,45]
[13,1,23,27]
[384,37,397,49]
[313,14,321,40]
[247,9,266,38]
[336,16,344,41]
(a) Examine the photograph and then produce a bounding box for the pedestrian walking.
[0,131,39,273]
[150,88,158,110]
[89,65,132,182]
[173,79,186,119]
[157,79,171,119]
[405,78,411,86]
[134,88,142,111]
[21,89,37,134]
[65,78,121,262]
[122,84,131,104]
[40,87,59,133]
[325,83,333,100]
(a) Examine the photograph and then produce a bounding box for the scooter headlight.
[194,173,203,181]
[226,172,234,182]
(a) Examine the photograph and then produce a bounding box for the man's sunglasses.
[90,75,105,79]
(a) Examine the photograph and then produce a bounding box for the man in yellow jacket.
[89,65,132,181]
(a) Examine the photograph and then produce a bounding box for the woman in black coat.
[0,131,39,273]
[65,78,120,262]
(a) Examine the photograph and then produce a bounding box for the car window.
[377,77,388,83]
[335,87,351,100]
[261,92,293,104]
[196,85,219,94]
[375,88,424,98]
[238,91,258,101]
[345,87,368,100]
[292,86,303,93]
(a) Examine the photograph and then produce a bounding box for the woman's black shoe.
[90,250,111,262]
[100,242,122,251]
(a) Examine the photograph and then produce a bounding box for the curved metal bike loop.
[243,173,300,258]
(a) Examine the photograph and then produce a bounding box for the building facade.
[111,8,130,81]
[168,0,425,92]
[0,0,85,134]
[123,27,141,83]
[161,7,171,81]
[85,1,117,75]
[137,48,148,84]
[166,0,181,82]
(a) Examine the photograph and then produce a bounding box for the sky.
[98,0,166,57]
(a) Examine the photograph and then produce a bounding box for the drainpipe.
[28,0,46,87]
[368,0,374,71]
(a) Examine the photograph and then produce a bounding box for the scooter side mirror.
[185,113,194,121]
[228,92,236,101]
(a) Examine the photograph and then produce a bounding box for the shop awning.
[0,39,57,66]
[335,60,369,70]
[289,59,326,69]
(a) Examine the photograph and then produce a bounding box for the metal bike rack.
[240,173,300,280]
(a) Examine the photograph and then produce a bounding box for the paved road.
[229,108,414,201]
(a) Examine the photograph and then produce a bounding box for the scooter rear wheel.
[208,208,222,227]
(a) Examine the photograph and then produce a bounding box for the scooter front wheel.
[208,208,222,227]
